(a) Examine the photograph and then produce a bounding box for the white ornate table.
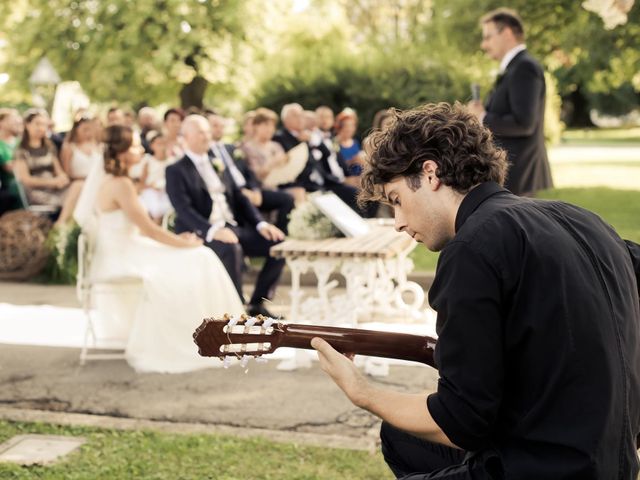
[270,220,429,372]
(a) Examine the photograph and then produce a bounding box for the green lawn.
[0,420,390,480]
[410,187,640,272]
[561,127,640,145]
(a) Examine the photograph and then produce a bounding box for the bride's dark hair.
[104,125,133,176]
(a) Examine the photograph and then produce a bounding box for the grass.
[0,420,390,480]
[409,187,640,272]
[561,127,640,145]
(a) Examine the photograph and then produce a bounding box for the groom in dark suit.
[166,115,285,318]
[468,8,553,197]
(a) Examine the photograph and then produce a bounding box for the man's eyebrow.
[383,187,396,204]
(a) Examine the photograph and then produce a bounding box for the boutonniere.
[232,148,245,161]
[212,157,225,173]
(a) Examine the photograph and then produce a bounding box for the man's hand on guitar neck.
[311,337,370,408]
[311,337,459,450]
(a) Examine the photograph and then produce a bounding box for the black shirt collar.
[455,182,508,232]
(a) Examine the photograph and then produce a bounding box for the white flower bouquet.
[287,199,341,240]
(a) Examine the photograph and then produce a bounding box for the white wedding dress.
[89,208,245,373]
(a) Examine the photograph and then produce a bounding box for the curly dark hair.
[103,125,133,176]
[359,102,508,204]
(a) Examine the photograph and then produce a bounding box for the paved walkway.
[0,281,437,450]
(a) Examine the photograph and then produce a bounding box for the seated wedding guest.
[162,107,185,161]
[13,109,83,226]
[315,105,335,139]
[50,107,90,152]
[273,103,306,152]
[74,125,244,373]
[166,115,286,318]
[137,106,159,153]
[240,110,256,143]
[0,108,23,212]
[243,108,288,181]
[243,108,306,205]
[303,111,378,218]
[372,108,394,131]
[207,111,294,234]
[123,110,136,129]
[335,108,365,176]
[135,131,173,223]
[106,107,125,127]
[60,113,102,180]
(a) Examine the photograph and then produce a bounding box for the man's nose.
[394,209,406,233]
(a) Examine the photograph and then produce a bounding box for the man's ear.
[421,160,440,189]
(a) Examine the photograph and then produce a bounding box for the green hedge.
[249,43,563,144]
[249,45,471,135]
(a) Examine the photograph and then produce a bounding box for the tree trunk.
[179,75,208,111]
[561,86,595,128]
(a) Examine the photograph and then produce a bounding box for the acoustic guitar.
[193,314,437,367]
[194,315,640,449]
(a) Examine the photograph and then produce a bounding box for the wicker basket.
[0,210,53,280]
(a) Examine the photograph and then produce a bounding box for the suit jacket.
[272,129,300,153]
[308,140,349,187]
[210,143,261,191]
[165,154,263,238]
[484,49,553,196]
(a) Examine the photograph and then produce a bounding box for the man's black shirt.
[427,182,640,479]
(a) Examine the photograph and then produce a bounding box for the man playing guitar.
[310,102,640,479]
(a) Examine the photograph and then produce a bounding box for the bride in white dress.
[74,125,244,373]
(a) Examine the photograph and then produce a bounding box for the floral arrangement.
[232,147,246,161]
[44,221,81,284]
[211,156,225,174]
[287,199,341,240]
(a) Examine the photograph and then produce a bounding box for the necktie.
[215,143,246,188]
[192,154,236,226]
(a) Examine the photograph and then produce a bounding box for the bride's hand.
[179,232,203,247]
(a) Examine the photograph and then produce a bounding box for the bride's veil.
[73,155,106,237]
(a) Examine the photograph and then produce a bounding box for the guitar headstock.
[193,314,285,367]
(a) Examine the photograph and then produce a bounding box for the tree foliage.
[1,0,249,108]
[426,0,640,122]
[1,0,638,126]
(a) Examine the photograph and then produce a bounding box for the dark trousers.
[259,189,294,235]
[380,422,503,480]
[206,225,285,306]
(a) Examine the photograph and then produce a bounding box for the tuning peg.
[245,317,257,327]
[240,356,250,368]
[262,318,275,329]
[223,357,232,369]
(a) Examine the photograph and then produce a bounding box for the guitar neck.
[279,323,436,367]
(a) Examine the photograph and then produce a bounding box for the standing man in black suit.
[206,112,294,234]
[468,8,553,197]
[166,115,286,318]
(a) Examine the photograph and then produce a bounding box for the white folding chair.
[76,231,143,365]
